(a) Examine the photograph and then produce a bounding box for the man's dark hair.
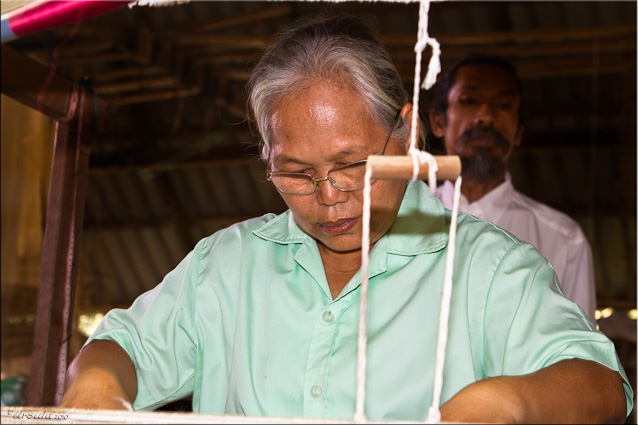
[430,53,525,126]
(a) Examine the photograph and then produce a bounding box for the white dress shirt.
[435,174,596,322]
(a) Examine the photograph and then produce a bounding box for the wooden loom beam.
[1,45,109,406]
[1,45,77,121]
[27,91,92,406]
[368,155,461,181]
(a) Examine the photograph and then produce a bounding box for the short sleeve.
[482,242,634,416]
[85,239,206,410]
[561,229,596,323]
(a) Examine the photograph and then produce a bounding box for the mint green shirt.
[87,180,633,420]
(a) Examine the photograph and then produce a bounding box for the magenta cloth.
[8,0,128,37]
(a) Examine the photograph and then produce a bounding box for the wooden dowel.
[367,155,461,181]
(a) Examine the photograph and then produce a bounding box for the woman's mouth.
[320,217,360,235]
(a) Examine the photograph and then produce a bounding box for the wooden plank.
[93,77,179,96]
[1,45,113,132]
[378,24,637,46]
[109,86,201,106]
[94,66,163,83]
[1,45,75,120]
[25,88,92,407]
[170,34,270,48]
[55,52,136,68]
[162,4,292,35]
[0,406,374,424]
[387,37,636,61]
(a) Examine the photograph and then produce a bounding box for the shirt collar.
[464,172,514,224]
[253,180,448,255]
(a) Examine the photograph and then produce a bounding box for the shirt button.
[322,311,335,323]
[310,385,323,398]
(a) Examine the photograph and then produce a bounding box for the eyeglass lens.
[270,161,370,195]
[268,111,401,195]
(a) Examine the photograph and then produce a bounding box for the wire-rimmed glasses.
[267,113,401,195]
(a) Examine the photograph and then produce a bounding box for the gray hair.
[246,14,424,161]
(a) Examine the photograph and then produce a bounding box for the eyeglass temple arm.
[366,155,461,181]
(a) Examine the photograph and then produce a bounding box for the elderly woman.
[61,14,632,423]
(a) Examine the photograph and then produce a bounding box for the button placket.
[302,301,347,417]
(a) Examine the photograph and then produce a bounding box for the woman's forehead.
[270,85,380,150]
[270,137,371,166]
[276,81,362,118]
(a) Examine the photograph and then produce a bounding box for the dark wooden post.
[2,45,110,406]
[25,88,92,406]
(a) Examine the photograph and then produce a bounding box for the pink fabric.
[8,0,128,37]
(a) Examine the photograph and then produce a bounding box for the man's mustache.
[457,127,510,150]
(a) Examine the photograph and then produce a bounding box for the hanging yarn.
[407,0,442,191]
[425,174,461,424]
[354,166,374,424]
[356,0,463,423]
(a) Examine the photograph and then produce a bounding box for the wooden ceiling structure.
[0,0,636,410]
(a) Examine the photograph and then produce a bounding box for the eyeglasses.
[267,113,401,196]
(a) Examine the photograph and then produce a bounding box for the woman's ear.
[399,103,418,149]
[400,102,414,123]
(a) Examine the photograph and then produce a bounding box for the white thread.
[407,0,441,193]
[408,0,441,153]
[409,4,458,420]
[354,166,374,423]
[426,175,461,423]
[355,1,462,423]
[128,0,190,8]
[410,150,439,192]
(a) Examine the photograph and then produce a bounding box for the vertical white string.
[354,166,374,423]
[408,0,441,192]
[426,175,462,423]
[355,1,462,423]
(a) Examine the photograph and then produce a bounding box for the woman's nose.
[315,178,348,206]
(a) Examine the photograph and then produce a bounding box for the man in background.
[429,53,596,322]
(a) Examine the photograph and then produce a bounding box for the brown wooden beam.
[169,34,271,48]
[1,45,113,130]
[394,53,635,81]
[25,87,92,407]
[93,76,180,96]
[109,86,201,106]
[387,37,636,62]
[2,43,113,406]
[1,45,76,120]
[378,24,637,46]
[93,65,162,83]
[162,4,292,35]
[55,51,136,68]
